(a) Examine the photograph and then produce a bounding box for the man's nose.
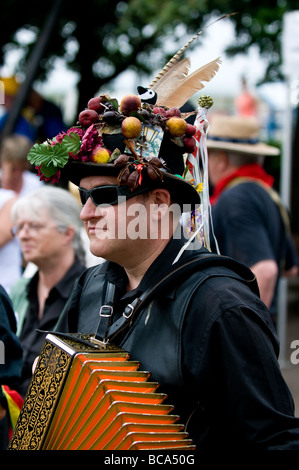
[80,197,102,221]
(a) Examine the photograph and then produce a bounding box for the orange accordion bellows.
[8,333,195,450]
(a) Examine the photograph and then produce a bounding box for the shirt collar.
[26,258,85,300]
[210,163,274,205]
[55,258,85,298]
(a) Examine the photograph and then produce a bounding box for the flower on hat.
[28,125,103,182]
[27,93,197,185]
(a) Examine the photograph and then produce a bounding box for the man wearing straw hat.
[207,115,298,324]
[23,91,299,452]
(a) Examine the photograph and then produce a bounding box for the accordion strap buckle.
[100,305,113,317]
[90,335,110,347]
[123,303,135,319]
[123,297,141,319]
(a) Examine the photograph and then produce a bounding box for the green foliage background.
[1,0,298,116]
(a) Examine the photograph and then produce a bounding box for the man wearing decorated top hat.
[207,114,298,325]
[25,89,299,452]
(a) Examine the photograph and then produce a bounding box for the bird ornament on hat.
[27,19,224,251]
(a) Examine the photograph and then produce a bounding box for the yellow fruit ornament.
[90,145,112,163]
[166,117,188,137]
[121,116,142,139]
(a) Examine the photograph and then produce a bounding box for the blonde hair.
[0,134,32,166]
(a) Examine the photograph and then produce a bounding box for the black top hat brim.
[64,161,200,210]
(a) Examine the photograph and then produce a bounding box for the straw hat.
[207,115,279,156]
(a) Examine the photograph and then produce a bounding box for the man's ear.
[218,150,230,171]
[148,188,172,221]
[151,188,171,206]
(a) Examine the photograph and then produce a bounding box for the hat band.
[208,135,259,145]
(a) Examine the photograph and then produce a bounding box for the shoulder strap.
[97,253,258,344]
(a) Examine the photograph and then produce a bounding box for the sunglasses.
[78,185,149,207]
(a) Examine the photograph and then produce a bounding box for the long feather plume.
[149,31,203,88]
[149,14,235,89]
[156,57,221,108]
[151,57,191,100]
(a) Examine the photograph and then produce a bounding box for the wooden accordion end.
[8,333,195,450]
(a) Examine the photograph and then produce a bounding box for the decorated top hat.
[27,92,201,208]
[27,32,221,213]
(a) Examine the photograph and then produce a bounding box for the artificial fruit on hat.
[165,107,181,118]
[185,124,197,136]
[182,135,196,153]
[90,145,112,164]
[121,116,142,139]
[119,94,142,116]
[166,117,188,137]
[78,109,99,128]
[87,96,105,113]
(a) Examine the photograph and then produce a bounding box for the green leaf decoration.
[40,162,60,177]
[109,98,119,111]
[109,148,121,162]
[131,111,146,123]
[52,142,71,165]
[60,132,81,154]
[27,132,82,171]
[27,143,55,167]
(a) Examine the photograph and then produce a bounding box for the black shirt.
[210,181,298,314]
[0,285,22,388]
[19,258,85,396]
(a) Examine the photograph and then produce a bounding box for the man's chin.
[89,239,110,259]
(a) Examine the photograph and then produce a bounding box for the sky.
[1,17,289,122]
[43,18,287,120]
[43,20,265,91]
[47,20,268,94]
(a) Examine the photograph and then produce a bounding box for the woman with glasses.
[0,134,44,293]
[9,186,86,397]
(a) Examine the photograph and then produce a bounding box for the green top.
[10,277,30,336]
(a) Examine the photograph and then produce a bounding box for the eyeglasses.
[78,185,149,207]
[12,222,47,237]
[11,222,63,237]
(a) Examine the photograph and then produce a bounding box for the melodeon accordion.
[9,333,195,450]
